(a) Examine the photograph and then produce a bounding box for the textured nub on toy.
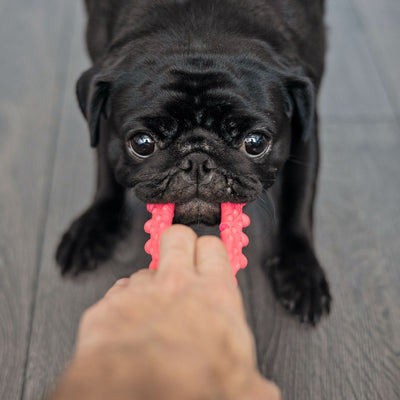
[144,203,250,279]
[219,203,250,278]
[144,204,175,270]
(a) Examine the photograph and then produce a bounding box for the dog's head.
[77,53,314,225]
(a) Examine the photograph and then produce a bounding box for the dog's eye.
[127,132,156,158]
[241,131,272,157]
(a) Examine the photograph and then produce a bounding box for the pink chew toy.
[219,203,250,278]
[144,204,175,270]
[144,203,250,280]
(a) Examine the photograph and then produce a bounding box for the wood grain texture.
[0,1,75,399]
[352,0,400,117]
[21,3,152,399]
[0,0,399,399]
[319,0,395,122]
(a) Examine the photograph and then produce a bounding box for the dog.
[56,0,331,324]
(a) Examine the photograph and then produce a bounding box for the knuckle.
[158,245,194,272]
[159,265,194,294]
[163,269,190,293]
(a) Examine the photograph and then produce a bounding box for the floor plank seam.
[19,4,78,399]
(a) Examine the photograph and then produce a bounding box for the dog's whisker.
[287,156,310,167]
[255,193,277,225]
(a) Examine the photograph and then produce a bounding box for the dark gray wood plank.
[319,0,395,121]
[352,0,400,118]
[20,3,91,399]
[240,120,400,400]
[22,3,152,399]
[0,1,75,399]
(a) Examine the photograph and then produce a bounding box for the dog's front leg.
[56,131,126,276]
[268,120,331,324]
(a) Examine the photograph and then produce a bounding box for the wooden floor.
[1,0,399,399]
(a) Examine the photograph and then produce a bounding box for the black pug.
[56,0,331,324]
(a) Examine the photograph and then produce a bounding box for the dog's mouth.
[173,200,221,225]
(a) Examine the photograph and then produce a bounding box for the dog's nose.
[179,153,216,184]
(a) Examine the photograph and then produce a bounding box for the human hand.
[49,225,280,400]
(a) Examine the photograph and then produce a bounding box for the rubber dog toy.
[144,204,175,270]
[219,203,250,278]
[144,203,250,280]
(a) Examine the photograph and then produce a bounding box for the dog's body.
[57,0,331,324]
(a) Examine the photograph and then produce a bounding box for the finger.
[104,278,130,298]
[157,225,197,278]
[196,235,233,283]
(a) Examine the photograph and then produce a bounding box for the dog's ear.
[285,76,315,141]
[76,66,112,147]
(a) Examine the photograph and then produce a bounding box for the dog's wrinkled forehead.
[111,55,285,143]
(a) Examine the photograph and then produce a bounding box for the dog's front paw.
[56,201,125,276]
[269,249,331,325]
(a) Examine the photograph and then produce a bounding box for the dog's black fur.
[56,0,331,324]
